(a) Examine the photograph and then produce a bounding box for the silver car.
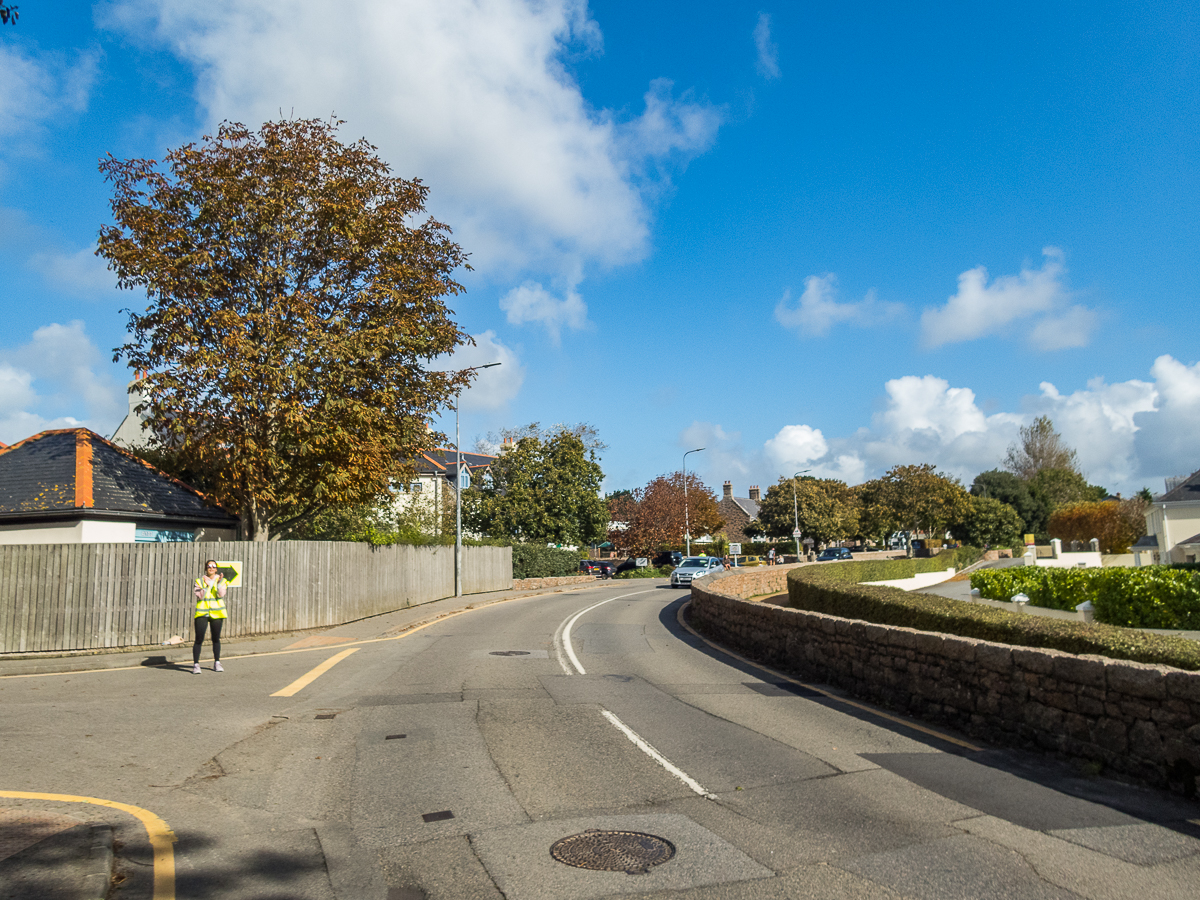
[670,556,725,587]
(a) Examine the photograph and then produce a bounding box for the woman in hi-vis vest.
[192,559,228,674]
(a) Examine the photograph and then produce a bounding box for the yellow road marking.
[0,790,175,900]
[270,647,359,697]
[677,600,983,751]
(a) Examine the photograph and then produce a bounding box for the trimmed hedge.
[616,565,673,579]
[787,558,1200,671]
[970,566,1200,630]
[511,544,583,579]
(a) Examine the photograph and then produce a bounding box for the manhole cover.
[489,650,531,656]
[550,830,676,875]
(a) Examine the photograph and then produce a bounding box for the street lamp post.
[792,469,811,561]
[455,362,501,597]
[682,447,705,556]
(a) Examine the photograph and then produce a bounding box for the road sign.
[215,560,242,587]
[459,468,471,490]
[729,543,742,555]
[792,529,802,538]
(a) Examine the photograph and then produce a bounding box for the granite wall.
[689,569,1200,789]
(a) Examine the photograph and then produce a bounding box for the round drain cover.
[489,650,530,656]
[550,830,676,875]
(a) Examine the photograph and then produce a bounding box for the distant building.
[717,481,761,545]
[0,428,238,544]
[1142,468,1200,564]
[395,447,496,535]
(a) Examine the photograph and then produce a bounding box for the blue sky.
[3,1,1199,500]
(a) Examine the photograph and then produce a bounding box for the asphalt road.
[3,580,1200,899]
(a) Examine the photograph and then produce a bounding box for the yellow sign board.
[1024,535,1035,546]
[215,560,242,587]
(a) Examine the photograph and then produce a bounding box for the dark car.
[816,547,853,562]
[652,551,683,569]
[580,560,614,578]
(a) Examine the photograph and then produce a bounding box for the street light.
[682,447,705,556]
[792,469,811,562]
[456,362,501,597]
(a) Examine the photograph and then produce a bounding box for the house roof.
[1131,534,1159,550]
[1159,467,1200,503]
[1179,532,1200,546]
[0,428,237,525]
[719,496,759,520]
[412,448,497,477]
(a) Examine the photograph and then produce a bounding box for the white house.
[1141,468,1200,565]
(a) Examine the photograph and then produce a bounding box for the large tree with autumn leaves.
[98,118,472,540]
[608,473,724,557]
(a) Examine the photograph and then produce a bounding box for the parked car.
[816,547,853,561]
[579,560,614,578]
[670,556,725,587]
[653,550,683,569]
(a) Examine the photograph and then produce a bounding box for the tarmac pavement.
[0,577,614,900]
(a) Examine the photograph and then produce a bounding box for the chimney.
[723,481,733,500]
[749,485,760,502]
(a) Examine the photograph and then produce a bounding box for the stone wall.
[511,574,596,591]
[689,569,1200,788]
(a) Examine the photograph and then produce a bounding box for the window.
[410,482,422,493]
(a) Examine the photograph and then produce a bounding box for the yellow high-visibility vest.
[194,578,228,619]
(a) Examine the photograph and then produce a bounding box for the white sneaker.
[192,663,201,674]
[214,661,224,672]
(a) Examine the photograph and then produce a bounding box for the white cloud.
[499,281,588,343]
[753,13,780,80]
[0,322,124,444]
[1029,305,1099,351]
[683,357,1200,498]
[764,424,828,469]
[28,244,118,298]
[442,331,526,412]
[774,274,903,337]
[920,247,1097,349]
[101,0,722,282]
[1133,355,1200,482]
[0,44,98,148]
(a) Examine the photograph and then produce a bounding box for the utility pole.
[683,447,704,556]
[455,362,501,597]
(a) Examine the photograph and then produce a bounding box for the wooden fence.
[0,542,511,654]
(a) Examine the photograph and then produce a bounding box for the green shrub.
[616,565,673,579]
[788,563,1200,670]
[970,566,1200,628]
[511,544,583,579]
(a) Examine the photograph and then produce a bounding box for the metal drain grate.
[550,830,675,875]
[315,713,337,720]
[489,650,531,656]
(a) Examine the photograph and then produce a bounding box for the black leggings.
[193,616,224,664]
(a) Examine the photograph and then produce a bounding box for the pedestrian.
[192,559,228,674]
[768,547,776,566]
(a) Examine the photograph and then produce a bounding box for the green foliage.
[1003,415,1080,480]
[1028,467,1106,511]
[859,464,970,548]
[467,424,608,546]
[99,118,470,540]
[511,544,585,579]
[971,566,1200,629]
[616,566,674,579]
[788,563,1200,670]
[757,476,860,543]
[970,469,1040,533]
[950,495,1024,548]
